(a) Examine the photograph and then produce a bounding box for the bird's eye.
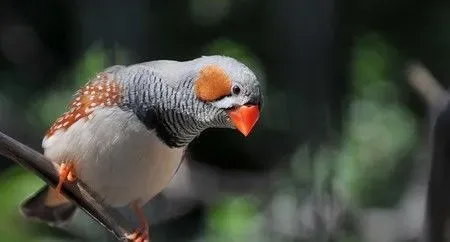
[232,85,241,95]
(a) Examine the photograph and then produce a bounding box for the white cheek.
[212,96,249,109]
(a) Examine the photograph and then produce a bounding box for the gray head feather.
[112,55,262,147]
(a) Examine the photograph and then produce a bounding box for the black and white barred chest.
[114,67,216,148]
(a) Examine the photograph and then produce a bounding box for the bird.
[19,55,263,242]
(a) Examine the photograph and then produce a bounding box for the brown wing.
[45,72,122,138]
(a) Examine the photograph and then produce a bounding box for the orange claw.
[126,201,150,242]
[55,162,77,193]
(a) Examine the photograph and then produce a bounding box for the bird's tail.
[19,185,77,226]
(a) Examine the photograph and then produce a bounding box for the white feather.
[42,107,185,207]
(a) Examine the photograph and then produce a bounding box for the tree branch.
[406,61,449,108]
[0,131,135,241]
[405,62,450,242]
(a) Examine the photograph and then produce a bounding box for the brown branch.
[405,61,449,108]
[0,131,134,241]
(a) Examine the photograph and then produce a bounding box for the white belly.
[42,107,185,207]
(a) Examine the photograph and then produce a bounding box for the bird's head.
[192,56,262,136]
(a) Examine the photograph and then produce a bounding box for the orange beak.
[226,105,260,137]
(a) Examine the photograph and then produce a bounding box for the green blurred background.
[0,0,448,241]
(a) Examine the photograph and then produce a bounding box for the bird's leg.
[125,200,150,242]
[55,162,77,193]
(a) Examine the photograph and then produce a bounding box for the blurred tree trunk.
[263,0,352,240]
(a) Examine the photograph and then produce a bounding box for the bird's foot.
[125,224,149,242]
[55,162,77,193]
[125,200,150,242]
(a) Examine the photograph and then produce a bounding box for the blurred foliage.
[351,33,402,101]
[205,196,262,242]
[336,100,416,207]
[336,34,417,207]
[28,43,124,129]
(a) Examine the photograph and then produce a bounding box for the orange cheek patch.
[194,65,232,102]
[45,72,122,137]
